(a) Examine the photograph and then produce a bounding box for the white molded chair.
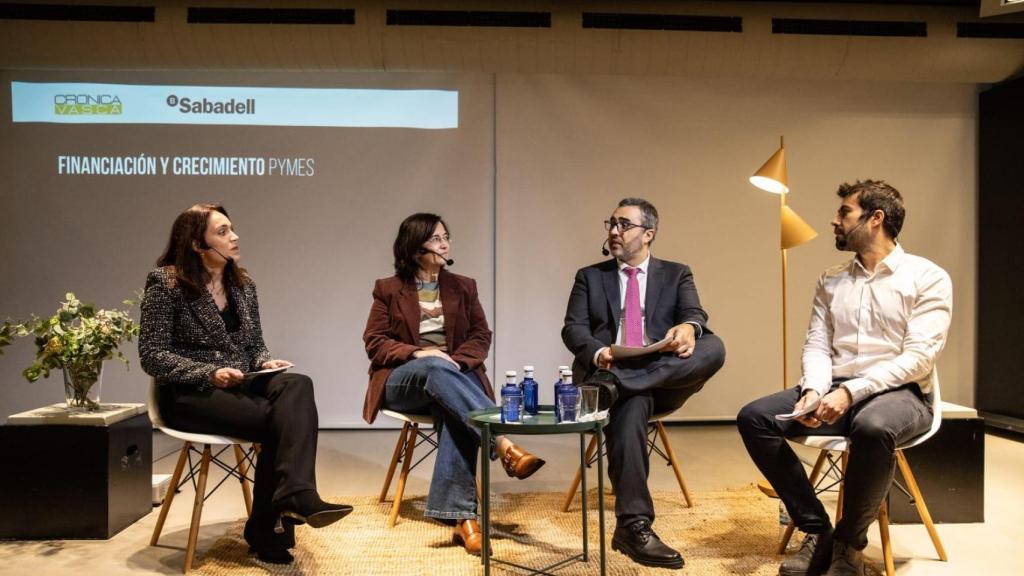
[781,380,948,575]
[561,409,695,512]
[377,409,439,528]
[148,380,258,573]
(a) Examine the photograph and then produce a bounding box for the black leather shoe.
[612,519,684,569]
[244,513,294,550]
[780,528,833,576]
[275,491,354,528]
[249,546,294,565]
[582,370,620,410]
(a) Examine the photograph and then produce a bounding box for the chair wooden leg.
[655,421,694,507]
[183,445,212,574]
[233,444,253,518]
[896,450,948,561]
[151,442,190,546]
[388,423,419,528]
[778,450,830,554]
[878,499,896,576]
[835,451,849,524]
[380,423,411,502]
[561,434,599,512]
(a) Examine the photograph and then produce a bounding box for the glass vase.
[63,361,103,412]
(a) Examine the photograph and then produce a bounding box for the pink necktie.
[623,267,643,347]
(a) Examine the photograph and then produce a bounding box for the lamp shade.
[750,145,789,194]
[780,205,818,249]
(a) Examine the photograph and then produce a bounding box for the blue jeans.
[384,357,495,521]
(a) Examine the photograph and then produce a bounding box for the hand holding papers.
[242,365,289,382]
[774,395,821,421]
[610,337,671,359]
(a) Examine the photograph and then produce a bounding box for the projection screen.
[0,70,495,427]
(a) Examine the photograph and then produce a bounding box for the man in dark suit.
[562,198,726,570]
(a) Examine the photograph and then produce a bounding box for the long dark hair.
[393,213,449,283]
[156,203,249,297]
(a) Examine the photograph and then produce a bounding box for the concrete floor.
[1,425,1021,575]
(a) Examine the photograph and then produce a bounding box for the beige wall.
[494,74,977,418]
[0,0,1000,424]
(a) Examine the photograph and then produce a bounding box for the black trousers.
[605,334,726,526]
[736,382,932,549]
[159,372,320,549]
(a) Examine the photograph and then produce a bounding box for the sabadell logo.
[166,94,255,115]
[53,94,123,115]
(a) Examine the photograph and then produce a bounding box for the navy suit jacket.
[561,256,711,383]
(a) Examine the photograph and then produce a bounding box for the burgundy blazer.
[362,269,494,424]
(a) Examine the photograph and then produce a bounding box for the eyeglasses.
[603,218,647,233]
[425,234,451,245]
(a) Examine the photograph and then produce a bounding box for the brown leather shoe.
[452,519,484,556]
[500,444,546,479]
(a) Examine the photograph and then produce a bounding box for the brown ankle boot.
[453,519,484,555]
[500,444,546,479]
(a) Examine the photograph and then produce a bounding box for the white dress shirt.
[616,255,652,346]
[799,244,953,405]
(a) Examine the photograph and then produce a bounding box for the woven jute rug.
[192,485,881,575]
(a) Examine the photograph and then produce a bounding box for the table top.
[468,405,606,435]
[6,403,147,426]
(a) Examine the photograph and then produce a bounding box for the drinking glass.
[577,385,600,421]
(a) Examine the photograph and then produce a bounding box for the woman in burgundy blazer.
[362,213,544,556]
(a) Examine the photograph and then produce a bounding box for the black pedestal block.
[0,413,153,539]
[887,417,985,524]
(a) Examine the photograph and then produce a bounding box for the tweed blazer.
[139,266,272,390]
[362,269,493,424]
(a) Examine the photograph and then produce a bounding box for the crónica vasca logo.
[53,94,122,115]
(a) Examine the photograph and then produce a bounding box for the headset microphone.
[418,248,454,267]
[199,240,234,264]
[601,239,610,257]
[836,218,867,250]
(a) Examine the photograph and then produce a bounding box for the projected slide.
[12,81,458,128]
[0,70,495,427]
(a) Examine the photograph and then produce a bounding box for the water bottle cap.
[523,365,534,372]
[558,365,570,371]
[505,370,517,377]
[560,369,572,376]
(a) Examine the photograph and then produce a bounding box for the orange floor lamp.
[750,136,817,391]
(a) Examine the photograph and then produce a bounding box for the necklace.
[207,282,225,298]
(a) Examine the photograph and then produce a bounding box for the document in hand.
[774,395,821,421]
[242,365,289,382]
[610,337,671,359]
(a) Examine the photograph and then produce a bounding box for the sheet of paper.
[242,365,289,382]
[774,396,822,421]
[610,337,671,359]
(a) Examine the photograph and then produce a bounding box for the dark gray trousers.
[736,381,932,549]
[605,334,726,527]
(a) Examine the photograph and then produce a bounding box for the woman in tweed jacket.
[139,203,350,565]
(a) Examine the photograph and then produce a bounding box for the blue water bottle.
[554,365,570,422]
[558,370,579,423]
[501,370,523,423]
[521,366,539,416]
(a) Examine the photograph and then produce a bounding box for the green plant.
[1,294,140,407]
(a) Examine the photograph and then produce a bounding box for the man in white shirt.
[562,198,726,569]
[737,180,953,576]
